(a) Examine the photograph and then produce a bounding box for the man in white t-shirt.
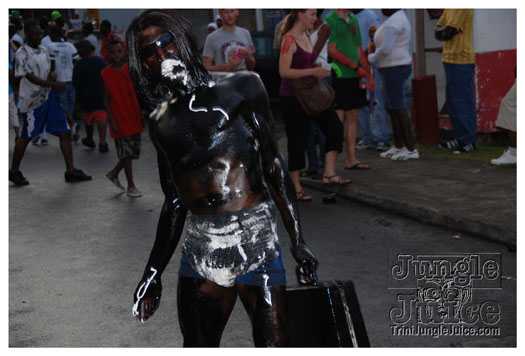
[203,9,256,72]
[10,21,91,186]
[46,26,80,124]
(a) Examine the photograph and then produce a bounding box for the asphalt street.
[8,126,516,347]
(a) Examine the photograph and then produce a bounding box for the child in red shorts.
[101,40,144,197]
[73,40,109,153]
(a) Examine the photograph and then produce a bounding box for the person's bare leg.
[237,283,290,347]
[96,120,108,144]
[58,131,75,172]
[13,126,20,141]
[323,150,338,177]
[397,108,415,151]
[123,157,136,190]
[508,130,517,148]
[344,109,360,167]
[177,276,238,347]
[107,159,124,180]
[85,123,95,142]
[387,109,404,149]
[10,137,30,172]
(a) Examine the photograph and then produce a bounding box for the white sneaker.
[491,149,516,165]
[356,140,374,150]
[391,148,420,161]
[126,187,142,197]
[380,146,405,159]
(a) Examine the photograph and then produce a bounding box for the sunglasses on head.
[140,32,174,59]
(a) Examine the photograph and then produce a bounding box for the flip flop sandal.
[296,190,313,201]
[322,175,352,186]
[344,162,371,170]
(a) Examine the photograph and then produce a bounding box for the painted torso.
[150,72,267,214]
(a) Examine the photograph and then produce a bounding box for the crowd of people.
[7,8,516,347]
[8,10,143,196]
[8,8,516,198]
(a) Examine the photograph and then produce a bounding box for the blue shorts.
[378,65,412,110]
[55,82,76,116]
[20,90,70,139]
[179,251,287,287]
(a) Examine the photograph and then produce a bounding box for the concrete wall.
[421,9,516,133]
[474,9,517,53]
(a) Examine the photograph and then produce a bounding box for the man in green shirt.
[326,9,375,170]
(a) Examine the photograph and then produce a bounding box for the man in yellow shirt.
[436,9,476,154]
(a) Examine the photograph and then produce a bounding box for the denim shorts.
[179,251,286,287]
[55,82,76,116]
[378,65,412,110]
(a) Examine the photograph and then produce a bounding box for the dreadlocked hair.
[127,9,212,107]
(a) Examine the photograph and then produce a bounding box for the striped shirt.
[437,9,475,64]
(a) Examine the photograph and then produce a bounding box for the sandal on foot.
[296,190,313,201]
[322,175,352,186]
[344,162,371,170]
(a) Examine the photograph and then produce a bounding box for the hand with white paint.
[132,267,162,322]
[291,243,319,285]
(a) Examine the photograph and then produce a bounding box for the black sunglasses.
[140,32,174,59]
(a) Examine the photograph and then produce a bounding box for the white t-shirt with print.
[203,26,255,71]
[46,41,79,82]
[14,44,51,113]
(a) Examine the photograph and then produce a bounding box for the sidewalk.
[277,138,517,248]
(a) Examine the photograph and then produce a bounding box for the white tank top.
[309,22,329,65]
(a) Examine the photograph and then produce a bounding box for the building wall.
[422,9,516,133]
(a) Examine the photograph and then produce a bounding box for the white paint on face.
[161,58,189,85]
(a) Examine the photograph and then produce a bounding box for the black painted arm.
[132,129,188,321]
[247,74,319,282]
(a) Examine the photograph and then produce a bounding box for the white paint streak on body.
[188,94,208,113]
[131,267,158,318]
[237,245,248,261]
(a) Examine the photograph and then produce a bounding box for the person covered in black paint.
[126,9,318,347]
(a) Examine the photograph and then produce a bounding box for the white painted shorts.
[181,201,281,287]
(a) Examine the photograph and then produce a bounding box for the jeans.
[55,82,76,117]
[358,68,390,145]
[443,62,476,144]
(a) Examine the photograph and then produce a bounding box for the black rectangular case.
[286,280,370,347]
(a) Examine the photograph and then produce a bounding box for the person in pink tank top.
[278,9,350,201]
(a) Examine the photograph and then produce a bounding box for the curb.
[301,179,516,249]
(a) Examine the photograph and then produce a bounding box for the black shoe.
[65,168,92,182]
[99,142,109,153]
[453,143,476,154]
[81,137,96,149]
[438,139,459,149]
[9,170,29,186]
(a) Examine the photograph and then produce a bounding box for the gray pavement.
[8,121,516,347]
[284,138,517,248]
